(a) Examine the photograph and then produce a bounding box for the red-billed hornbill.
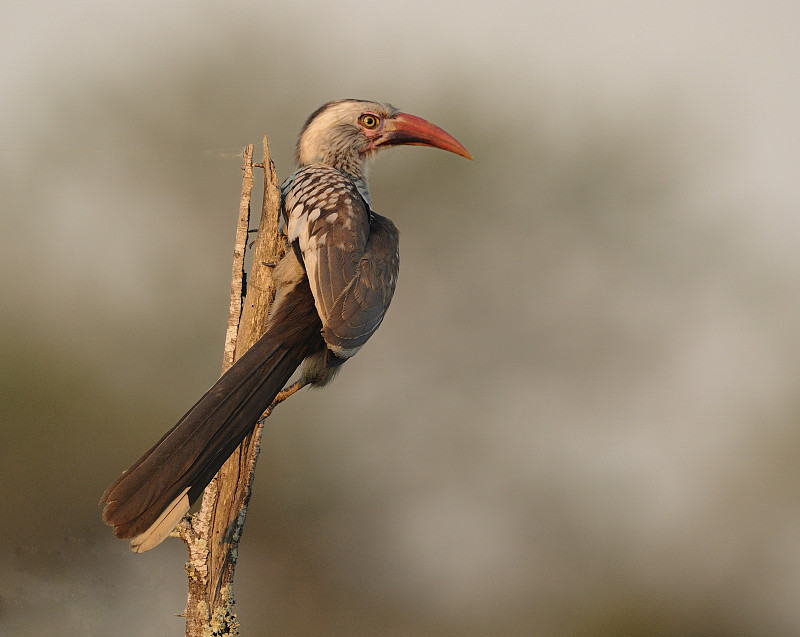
[100,99,471,552]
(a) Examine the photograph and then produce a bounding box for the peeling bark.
[178,138,284,636]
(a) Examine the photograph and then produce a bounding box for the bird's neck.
[348,171,371,207]
[297,123,366,179]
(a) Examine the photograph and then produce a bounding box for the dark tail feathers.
[101,281,323,551]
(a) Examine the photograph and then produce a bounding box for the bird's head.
[296,99,471,177]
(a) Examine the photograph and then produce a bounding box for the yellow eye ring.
[359,113,381,130]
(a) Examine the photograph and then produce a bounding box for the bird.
[100,99,471,552]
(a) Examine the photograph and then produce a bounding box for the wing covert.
[283,165,400,359]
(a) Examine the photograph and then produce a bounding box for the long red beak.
[378,112,473,160]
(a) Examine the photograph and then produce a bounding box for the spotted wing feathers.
[283,165,400,358]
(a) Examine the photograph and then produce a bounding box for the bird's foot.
[274,379,308,404]
[257,380,308,424]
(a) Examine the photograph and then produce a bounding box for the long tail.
[100,280,323,552]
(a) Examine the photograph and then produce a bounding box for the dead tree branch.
[178,137,285,636]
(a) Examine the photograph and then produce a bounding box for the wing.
[284,165,400,359]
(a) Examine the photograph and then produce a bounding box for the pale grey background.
[2,1,800,635]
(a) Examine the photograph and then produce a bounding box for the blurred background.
[2,1,800,635]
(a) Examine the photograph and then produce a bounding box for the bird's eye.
[359,113,381,130]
